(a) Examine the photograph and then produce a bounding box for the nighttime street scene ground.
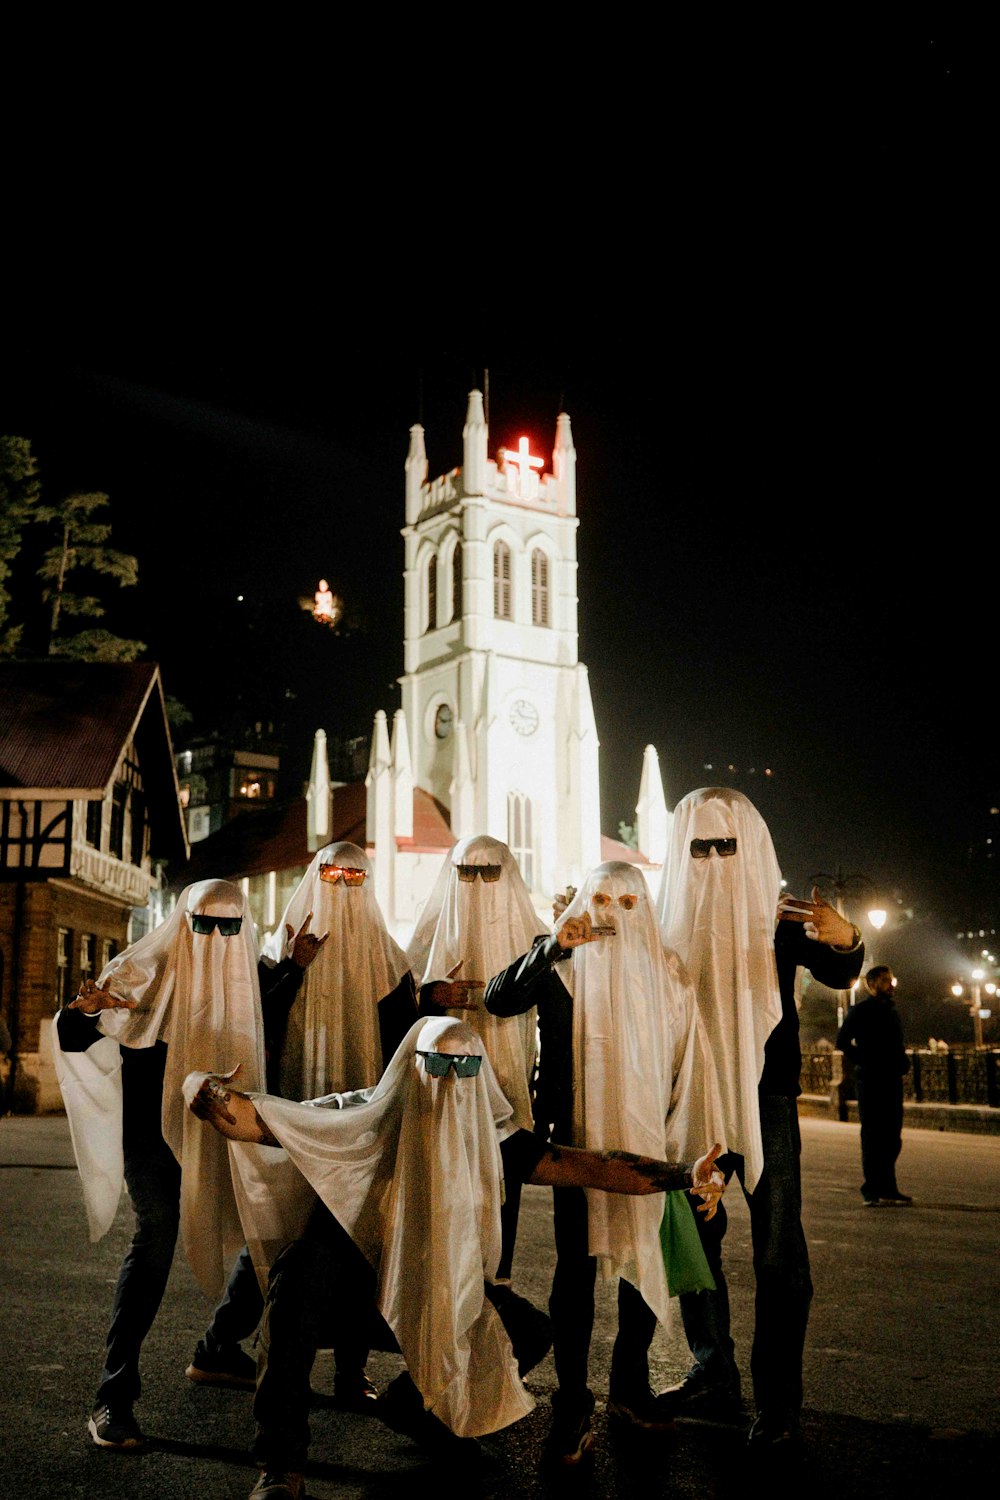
[2,19,996,1500]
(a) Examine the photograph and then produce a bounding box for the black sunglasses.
[455,864,502,883]
[690,837,738,860]
[416,1050,483,1077]
[189,913,244,936]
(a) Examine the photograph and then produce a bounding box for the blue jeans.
[679,1095,812,1420]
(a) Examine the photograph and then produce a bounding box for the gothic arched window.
[508,791,534,889]
[451,540,463,623]
[531,548,550,627]
[493,541,512,620]
[426,554,437,633]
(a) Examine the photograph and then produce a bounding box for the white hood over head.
[405,834,541,1130]
[275,842,409,1099]
[656,788,783,1190]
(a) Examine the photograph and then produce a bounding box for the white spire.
[553,410,576,515]
[636,743,669,864]
[390,709,414,840]
[449,720,474,839]
[462,389,487,496]
[365,709,392,845]
[405,423,427,525]
[306,728,331,852]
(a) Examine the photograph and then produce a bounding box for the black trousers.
[678,1095,813,1419]
[549,1184,659,1404]
[856,1072,904,1200]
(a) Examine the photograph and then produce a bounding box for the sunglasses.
[690,837,738,859]
[416,1050,483,1077]
[591,891,639,910]
[455,864,502,883]
[189,914,244,936]
[319,865,367,885]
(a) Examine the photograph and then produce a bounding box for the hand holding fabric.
[689,1143,725,1219]
[68,978,136,1014]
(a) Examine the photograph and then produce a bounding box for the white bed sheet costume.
[53,878,266,1298]
[273,841,410,1101]
[554,861,722,1324]
[406,834,541,1133]
[229,1016,534,1439]
[655,787,783,1191]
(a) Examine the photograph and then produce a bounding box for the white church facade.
[328,391,672,941]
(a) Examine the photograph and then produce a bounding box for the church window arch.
[531,548,550,627]
[425,553,438,633]
[451,538,463,623]
[494,540,512,620]
[507,791,534,889]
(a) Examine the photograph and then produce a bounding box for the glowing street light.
[868,908,887,931]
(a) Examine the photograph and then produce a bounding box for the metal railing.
[801,1049,1000,1109]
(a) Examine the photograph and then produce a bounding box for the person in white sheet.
[406,834,543,1280]
[483,860,723,1462]
[656,788,864,1449]
[53,878,314,1452]
[185,1016,724,1500]
[271,842,416,1102]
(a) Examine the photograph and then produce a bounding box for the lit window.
[531,548,550,626]
[494,542,512,620]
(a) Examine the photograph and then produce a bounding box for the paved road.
[3,1114,998,1499]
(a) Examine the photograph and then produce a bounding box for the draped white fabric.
[405,835,541,1131]
[52,879,265,1298]
[274,842,410,1100]
[230,1016,534,1438]
[554,862,719,1324]
[656,788,783,1191]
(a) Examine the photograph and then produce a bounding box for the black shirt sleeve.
[499,1127,550,1185]
[484,934,570,1017]
[378,970,419,1065]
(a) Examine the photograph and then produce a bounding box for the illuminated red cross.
[503,437,543,497]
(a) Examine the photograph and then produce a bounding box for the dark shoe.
[748,1410,800,1451]
[88,1403,145,1451]
[486,1283,553,1376]
[248,1472,304,1500]
[186,1339,256,1390]
[658,1367,743,1420]
[863,1197,888,1207]
[607,1386,676,1431]
[376,1375,481,1467]
[885,1194,913,1206]
[332,1371,379,1412]
[545,1391,596,1465]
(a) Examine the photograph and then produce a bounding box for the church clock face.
[434,703,454,740]
[509,699,539,737]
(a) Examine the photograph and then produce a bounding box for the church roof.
[0,661,187,860]
[175,783,453,887]
[600,834,655,867]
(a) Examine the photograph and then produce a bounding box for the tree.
[0,436,42,656]
[37,491,146,661]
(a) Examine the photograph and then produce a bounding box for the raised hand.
[778,887,856,947]
[68,978,136,1014]
[287,912,330,968]
[424,959,484,1011]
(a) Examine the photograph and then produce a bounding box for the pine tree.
[37,491,146,661]
[0,436,43,655]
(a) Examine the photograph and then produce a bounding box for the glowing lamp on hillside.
[312,580,342,627]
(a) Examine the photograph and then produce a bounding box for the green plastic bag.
[660,1190,716,1296]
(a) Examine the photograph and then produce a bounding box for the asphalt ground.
[2,1114,998,1500]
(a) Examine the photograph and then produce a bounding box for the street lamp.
[950,973,988,1049]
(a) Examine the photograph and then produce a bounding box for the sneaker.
[88,1403,145,1451]
[748,1410,800,1451]
[885,1194,913,1206]
[863,1197,888,1207]
[186,1339,256,1390]
[607,1386,676,1431]
[332,1372,379,1412]
[248,1472,304,1500]
[657,1367,743,1420]
[376,1374,481,1467]
[546,1392,596,1465]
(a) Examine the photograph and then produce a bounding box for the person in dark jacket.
[836,966,911,1206]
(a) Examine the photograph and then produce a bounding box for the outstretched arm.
[183,1067,280,1146]
[529,1142,724,1217]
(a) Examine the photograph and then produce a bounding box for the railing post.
[946,1052,958,1105]
[986,1052,999,1110]
[911,1050,922,1103]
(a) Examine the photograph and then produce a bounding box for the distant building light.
[237,594,244,602]
[979,1009,992,1019]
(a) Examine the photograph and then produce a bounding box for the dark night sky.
[2,23,992,975]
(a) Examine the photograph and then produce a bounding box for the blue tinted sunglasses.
[417,1051,483,1077]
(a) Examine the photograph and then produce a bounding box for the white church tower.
[393,390,602,901]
